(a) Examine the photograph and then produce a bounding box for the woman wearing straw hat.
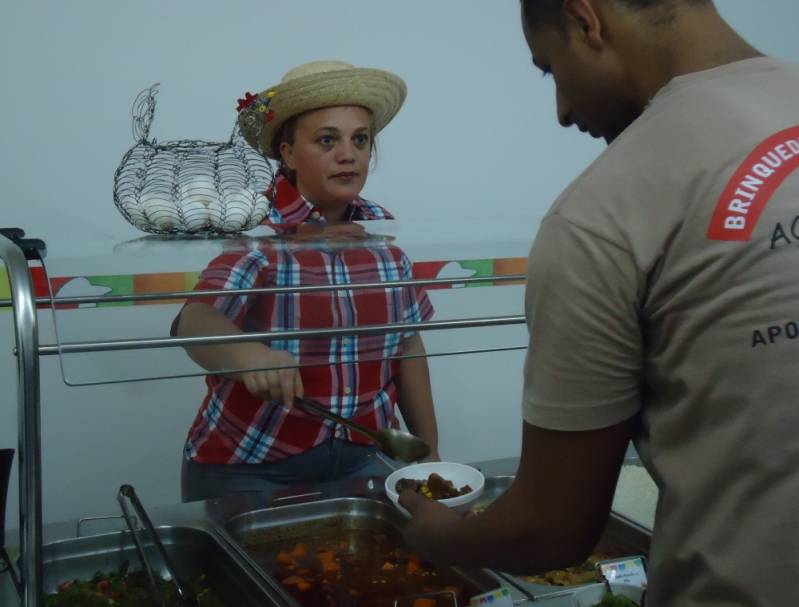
[175,60,440,502]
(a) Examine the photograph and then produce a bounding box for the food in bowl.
[384,462,485,515]
[395,473,473,500]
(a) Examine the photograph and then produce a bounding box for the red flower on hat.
[266,109,275,123]
[236,92,257,112]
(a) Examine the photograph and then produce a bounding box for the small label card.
[597,556,648,589]
[468,587,515,606]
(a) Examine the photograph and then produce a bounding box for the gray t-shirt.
[523,58,799,606]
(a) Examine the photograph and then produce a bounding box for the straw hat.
[236,60,407,159]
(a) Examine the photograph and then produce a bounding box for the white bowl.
[385,462,485,515]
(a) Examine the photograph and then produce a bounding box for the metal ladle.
[295,397,430,463]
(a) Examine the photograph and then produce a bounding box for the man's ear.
[563,0,604,49]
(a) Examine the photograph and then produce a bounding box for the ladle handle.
[294,397,379,442]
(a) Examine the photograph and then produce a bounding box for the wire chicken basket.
[113,84,274,235]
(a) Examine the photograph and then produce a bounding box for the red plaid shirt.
[183,177,433,463]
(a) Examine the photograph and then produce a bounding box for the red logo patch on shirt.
[707,125,799,241]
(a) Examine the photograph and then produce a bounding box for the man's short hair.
[520,0,711,34]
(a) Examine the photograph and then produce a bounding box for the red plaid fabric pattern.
[183,179,432,464]
[263,174,394,232]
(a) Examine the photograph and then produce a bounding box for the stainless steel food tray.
[1,525,283,606]
[474,476,650,600]
[211,496,505,607]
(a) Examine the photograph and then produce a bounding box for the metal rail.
[59,344,529,388]
[37,315,526,356]
[0,274,526,308]
[0,234,43,607]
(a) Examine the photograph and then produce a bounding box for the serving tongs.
[117,484,195,606]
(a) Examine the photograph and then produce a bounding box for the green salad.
[46,562,226,607]
[592,592,640,607]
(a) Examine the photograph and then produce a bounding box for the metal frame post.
[0,234,43,607]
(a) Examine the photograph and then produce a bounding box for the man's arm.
[400,416,635,572]
[395,334,440,461]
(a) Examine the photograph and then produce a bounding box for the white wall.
[1,0,799,538]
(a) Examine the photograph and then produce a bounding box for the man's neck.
[624,5,763,107]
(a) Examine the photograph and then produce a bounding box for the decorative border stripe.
[0,257,528,311]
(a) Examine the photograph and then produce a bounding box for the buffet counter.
[1,457,654,607]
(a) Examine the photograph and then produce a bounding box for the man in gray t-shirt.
[400,1,799,605]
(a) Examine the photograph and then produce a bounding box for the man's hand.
[399,489,462,564]
[235,346,303,407]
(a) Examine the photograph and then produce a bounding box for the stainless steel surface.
[0,273,526,309]
[34,526,280,606]
[472,475,515,512]
[38,314,526,356]
[295,397,431,463]
[602,512,651,555]
[76,514,136,538]
[212,496,503,607]
[0,465,649,606]
[465,472,651,601]
[0,233,44,607]
[118,484,193,604]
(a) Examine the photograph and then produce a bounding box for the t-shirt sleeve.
[523,213,643,431]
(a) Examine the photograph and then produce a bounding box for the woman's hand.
[233,345,303,407]
[177,303,303,407]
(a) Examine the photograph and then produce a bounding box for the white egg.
[225,201,253,219]
[207,199,226,230]
[222,214,248,232]
[179,177,217,207]
[148,208,180,231]
[139,192,172,211]
[223,207,250,232]
[250,192,270,226]
[180,200,211,232]
[121,197,149,230]
[224,190,254,208]
[137,193,175,231]
[221,190,256,232]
